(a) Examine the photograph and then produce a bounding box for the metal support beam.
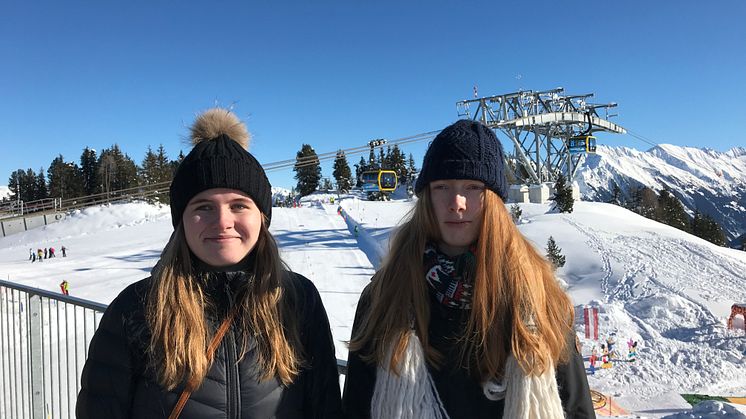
[29,295,44,419]
[457,88,626,186]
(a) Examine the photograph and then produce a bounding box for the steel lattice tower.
[457,87,626,185]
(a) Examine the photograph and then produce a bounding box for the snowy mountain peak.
[576,144,746,242]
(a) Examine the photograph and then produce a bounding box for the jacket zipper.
[226,327,240,419]
[224,277,240,419]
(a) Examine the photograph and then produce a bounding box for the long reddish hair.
[349,188,573,379]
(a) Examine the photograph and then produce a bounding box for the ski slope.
[1,194,745,418]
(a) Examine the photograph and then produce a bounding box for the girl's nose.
[449,193,466,213]
[215,207,234,229]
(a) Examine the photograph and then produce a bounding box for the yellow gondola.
[568,111,597,154]
[360,170,398,192]
[568,135,597,154]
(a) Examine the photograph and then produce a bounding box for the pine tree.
[139,146,169,203]
[99,145,138,194]
[691,211,726,246]
[25,168,39,201]
[628,186,658,219]
[332,150,353,193]
[608,183,622,206]
[48,156,83,199]
[294,144,321,196]
[170,150,185,175]
[354,156,367,188]
[378,147,386,169]
[35,167,48,200]
[7,169,45,202]
[7,170,22,201]
[387,145,407,185]
[140,146,158,185]
[368,148,378,170]
[510,203,522,223]
[551,173,574,213]
[546,236,566,269]
[80,147,99,196]
[407,153,417,185]
[657,189,690,232]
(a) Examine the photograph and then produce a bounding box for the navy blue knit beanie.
[169,108,272,227]
[415,119,507,199]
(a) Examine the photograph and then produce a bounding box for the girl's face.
[183,188,263,267]
[429,179,485,256]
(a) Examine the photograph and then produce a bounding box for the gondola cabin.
[568,135,597,154]
[360,170,398,192]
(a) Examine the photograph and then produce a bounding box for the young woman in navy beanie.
[77,108,343,418]
[344,119,594,418]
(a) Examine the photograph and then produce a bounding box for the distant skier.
[44,248,48,259]
[29,248,35,262]
[60,280,69,296]
[37,249,44,261]
[49,247,56,258]
[61,245,67,257]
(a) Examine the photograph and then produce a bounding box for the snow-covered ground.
[1,193,745,418]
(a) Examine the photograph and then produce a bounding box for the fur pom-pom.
[190,108,250,150]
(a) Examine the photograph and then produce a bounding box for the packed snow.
[1,193,745,418]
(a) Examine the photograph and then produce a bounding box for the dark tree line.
[6,144,182,204]
[294,143,418,198]
[620,185,727,247]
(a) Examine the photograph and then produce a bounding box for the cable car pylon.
[456,87,625,203]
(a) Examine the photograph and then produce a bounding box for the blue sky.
[2,0,744,190]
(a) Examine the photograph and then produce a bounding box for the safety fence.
[0,278,347,419]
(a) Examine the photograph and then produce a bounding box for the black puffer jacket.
[77,270,343,419]
[343,284,595,418]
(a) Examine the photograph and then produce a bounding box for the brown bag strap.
[168,308,238,419]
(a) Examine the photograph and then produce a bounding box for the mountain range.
[575,144,746,244]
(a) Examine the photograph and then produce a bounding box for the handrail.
[0,279,107,311]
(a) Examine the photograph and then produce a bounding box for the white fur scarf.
[371,331,565,419]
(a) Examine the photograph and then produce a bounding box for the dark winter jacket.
[77,270,343,419]
[343,284,595,418]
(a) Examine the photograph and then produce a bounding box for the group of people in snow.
[28,245,67,262]
[77,109,595,418]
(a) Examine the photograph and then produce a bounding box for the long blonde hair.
[349,188,573,380]
[146,218,302,391]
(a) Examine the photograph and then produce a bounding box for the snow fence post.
[29,294,44,419]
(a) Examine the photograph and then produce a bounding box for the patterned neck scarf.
[423,242,476,309]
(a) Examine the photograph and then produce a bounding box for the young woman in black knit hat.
[77,108,343,419]
[343,119,594,418]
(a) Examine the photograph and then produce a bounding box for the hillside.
[576,144,746,243]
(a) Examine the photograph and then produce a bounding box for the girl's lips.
[444,221,471,228]
[205,236,240,242]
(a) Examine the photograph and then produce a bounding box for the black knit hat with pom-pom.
[169,108,272,227]
[415,119,507,199]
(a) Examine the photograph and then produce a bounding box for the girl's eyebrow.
[187,198,213,206]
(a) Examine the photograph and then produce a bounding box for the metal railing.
[0,278,347,419]
[0,279,106,419]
